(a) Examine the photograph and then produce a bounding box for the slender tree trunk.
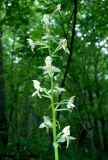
[94,52,107,153]
[57,0,78,119]
[0,25,8,157]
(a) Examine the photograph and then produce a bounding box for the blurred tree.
[0,11,8,159]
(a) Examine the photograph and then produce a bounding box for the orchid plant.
[28,7,76,160]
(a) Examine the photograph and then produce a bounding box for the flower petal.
[45,56,52,67]
[39,123,46,128]
[32,91,37,97]
[43,14,49,25]
[52,66,61,73]
[43,116,52,128]
[58,135,66,143]
[69,136,76,140]
[32,80,40,90]
[62,126,70,136]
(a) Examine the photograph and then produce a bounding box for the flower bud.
[43,14,49,26]
[45,56,52,67]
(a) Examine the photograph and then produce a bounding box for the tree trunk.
[0,25,8,158]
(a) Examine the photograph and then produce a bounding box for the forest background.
[0,0,108,159]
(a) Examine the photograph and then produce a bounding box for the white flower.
[62,39,67,50]
[43,14,49,26]
[55,86,66,94]
[39,56,61,75]
[27,38,35,52]
[42,33,49,40]
[33,80,41,90]
[45,56,52,68]
[63,126,70,136]
[53,4,61,14]
[59,39,70,54]
[58,126,76,148]
[57,4,61,11]
[67,96,75,110]
[51,66,61,73]
[39,66,61,75]
[32,80,45,97]
[39,116,52,132]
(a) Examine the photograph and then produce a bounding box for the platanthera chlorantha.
[29,9,76,160]
[32,56,76,160]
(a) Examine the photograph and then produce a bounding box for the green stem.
[46,25,51,55]
[50,75,59,160]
